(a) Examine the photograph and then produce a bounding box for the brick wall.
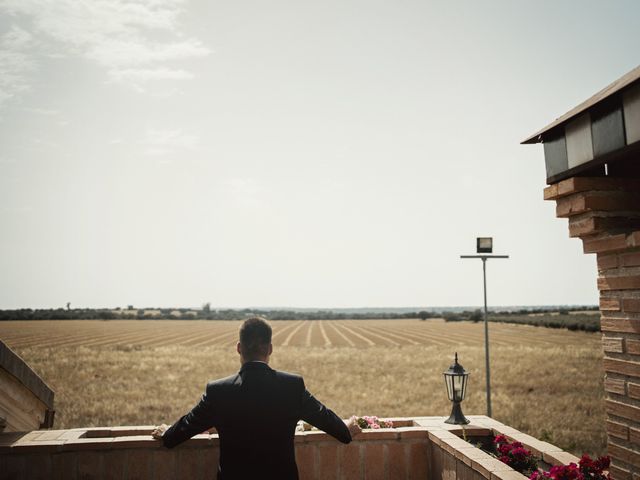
[545,176,640,480]
[0,416,576,480]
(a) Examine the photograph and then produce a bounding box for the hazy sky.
[1,1,638,309]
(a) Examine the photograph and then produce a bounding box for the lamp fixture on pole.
[460,237,509,418]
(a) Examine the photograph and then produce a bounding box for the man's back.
[162,361,351,479]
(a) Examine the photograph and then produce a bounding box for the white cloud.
[110,67,194,87]
[141,127,198,156]
[0,0,209,93]
[222,178,268,209]
[23,107,59,115]
[0,25,36,108]
[225,178,261,196]
[90,38,208,68]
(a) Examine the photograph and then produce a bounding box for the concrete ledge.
[0,416,576,480]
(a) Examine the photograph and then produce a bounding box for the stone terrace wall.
[0,416,577,480]
[0,340,54,432]
[544,176,640,480]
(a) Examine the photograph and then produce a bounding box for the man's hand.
[345,416,362,438]
[151,424,169,440]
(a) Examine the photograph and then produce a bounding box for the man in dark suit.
[152,317,360,479]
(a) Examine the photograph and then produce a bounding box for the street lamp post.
[460,237,508,418]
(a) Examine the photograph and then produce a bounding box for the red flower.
[511,445,531,457]
[549,463,581,480]
[529,454,609,480]
[499,444,512,455]
[594,456,610,471]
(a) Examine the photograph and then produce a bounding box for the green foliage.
[0,306,600,331]
[443,312,463,322]
[488,313,600,332]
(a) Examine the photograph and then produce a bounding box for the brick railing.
[0,416,577,480]
[544,176,640,480]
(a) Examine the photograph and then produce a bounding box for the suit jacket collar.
[240,361,273,373]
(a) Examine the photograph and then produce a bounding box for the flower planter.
[420,418,581,480]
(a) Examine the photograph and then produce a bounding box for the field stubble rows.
[0,319,594,349]
[0,319,605,456]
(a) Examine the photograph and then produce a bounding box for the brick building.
[523,64,640,480]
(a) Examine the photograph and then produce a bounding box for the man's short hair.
[239,317,272,358]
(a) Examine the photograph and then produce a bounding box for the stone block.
[318,444,339,480]
[153,449,176,480]
[609,464,632,480]
[584,235,628,254]
[606,399,640,422]
[606,419,629,440]
[600,297,621,310]
[622,298,640,312]
[77,451,103,480]
[603,357,640,378]
[51,452,77,480]
[604,377,626,395]
[397,427,429,439]
[201,447,219,479]
[387,442,407,480]
[409,442,429,480]
[103,450,126,480]
[21,454,51,480]
[0,454,25,480]
[542,451,580,466]
[609,442,640,467]
[177,448,202,480]
[621,252,640,267]
[471,457,513,478]
[629,382,640,400]
[442,451,456,480]
[598,255,619,270]
[626,339,640,355]
[364,443,384,480]
[457,459,475,480]
[339,443,361,480]
[602,337,625,353]
[127,449,152,480]
[295,444,316,480]
[601,317,640,334]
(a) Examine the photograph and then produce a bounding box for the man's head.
[237,316,273,363]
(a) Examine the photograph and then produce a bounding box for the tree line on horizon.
[0,305,600,331]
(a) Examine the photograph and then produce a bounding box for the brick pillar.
[545,177,640,479]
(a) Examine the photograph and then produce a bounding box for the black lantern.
[443,352,470,425]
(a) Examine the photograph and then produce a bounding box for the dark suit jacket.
[162,361,351,479]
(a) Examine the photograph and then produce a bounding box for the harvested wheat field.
[0,319,605,456]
